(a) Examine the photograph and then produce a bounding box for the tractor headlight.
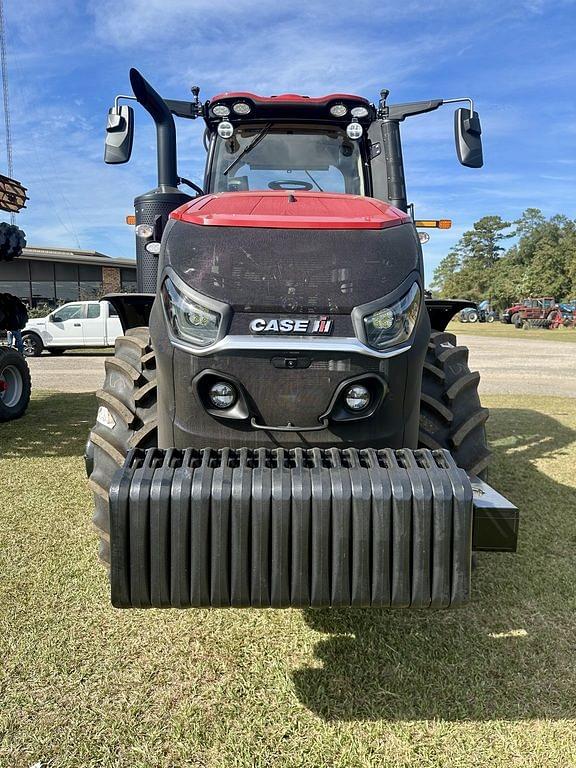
[161,277,221,347]
[363,282,421,349]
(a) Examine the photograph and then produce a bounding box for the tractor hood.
[162,191,420,313]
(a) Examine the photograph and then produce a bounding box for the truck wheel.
[22,332,43,357]
[87,327,158,567]
[419,331,490,478]
[0,347,31,421]
[511,312,519,325]
[467,310,478,323]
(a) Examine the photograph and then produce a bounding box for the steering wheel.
[268,180,314,191]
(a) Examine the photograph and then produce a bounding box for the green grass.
[447,320,576,342]
[1,392,576,767]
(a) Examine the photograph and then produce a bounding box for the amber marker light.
[415,219,452,229]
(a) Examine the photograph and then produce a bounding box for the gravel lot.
[26,334,576,397]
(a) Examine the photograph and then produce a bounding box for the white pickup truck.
[22,300,123,356]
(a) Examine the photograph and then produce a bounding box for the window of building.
[2,259,29,280]
[2,281,30,302]
[86,303,101,319]
[56,282,80,302]
[29,261,56,308]
[120,267,138,293]
[30,261,55,281]
[79,264,103,300]
[55,262,79,281]
[31,281,56,308]
[54,261,79,303]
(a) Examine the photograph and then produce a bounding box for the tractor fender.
[102,293,155,332]
[425,299,477,332]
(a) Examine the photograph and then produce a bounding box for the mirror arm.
[441,96,474,114]
[114,94,137,112]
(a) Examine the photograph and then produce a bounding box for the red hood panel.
[170,192,411,230]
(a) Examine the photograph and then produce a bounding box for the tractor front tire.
[87,327,158,567]
[419,330,490,478]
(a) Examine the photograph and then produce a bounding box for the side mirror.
[454,108,483,168]
[50,314,63,323]
[104,105,134,164]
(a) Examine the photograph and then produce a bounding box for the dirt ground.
[26,333,576,397]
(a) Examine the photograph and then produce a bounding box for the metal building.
[0,246,137,308]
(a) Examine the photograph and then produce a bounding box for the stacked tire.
[0,222,26,262]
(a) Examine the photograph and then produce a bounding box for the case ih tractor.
[87,69,518,609]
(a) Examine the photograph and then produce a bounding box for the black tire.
[511,312,519,325]
[467,310,478,323]
[0,222,26,262]
[486,314,495,323]
[87,327,158,567]
[419,330,490,478]
[22,332,43,357]
[47,347,66,355]
[0,347,31,421]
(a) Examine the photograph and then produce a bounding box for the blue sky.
[3,0,575,285]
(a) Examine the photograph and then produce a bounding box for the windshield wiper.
[223,123,273,176]
[305,170,323,192]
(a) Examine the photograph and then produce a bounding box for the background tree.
[430,209,576,307]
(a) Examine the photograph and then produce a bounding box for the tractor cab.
[202,92,374,196]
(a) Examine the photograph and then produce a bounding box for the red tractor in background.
[513,297,559,329]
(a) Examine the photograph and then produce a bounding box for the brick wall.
[102,266,121,293]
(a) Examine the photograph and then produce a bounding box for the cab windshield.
[209,125,366,195]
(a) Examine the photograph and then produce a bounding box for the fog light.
[217,121,234,139]
[208,381,237,409]
[232,102,251,115]
[350,106,369,118]
[344,384,370,411]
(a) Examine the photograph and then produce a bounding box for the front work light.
[212,104,230,117]
[346,120,363,140]
[161,277,221,347]
[330,104,347,117]
[135,224,153,239]
[350,106,369,118]
[232,102,251,115]
[363,283,421,350]
[217,121,234,139]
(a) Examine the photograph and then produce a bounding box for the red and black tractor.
[513,297,559,329]
[86,69,518,610]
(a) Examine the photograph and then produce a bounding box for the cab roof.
[204,92,375,127]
